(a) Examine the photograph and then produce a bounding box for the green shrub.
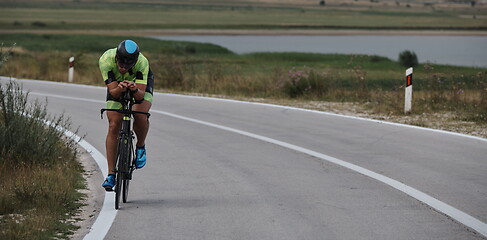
[0,81,84,240]
[283,68,311,98]
[282,67,331,98]
[0,81,78,166]
[31,21,47,27]
[398,50,418,68]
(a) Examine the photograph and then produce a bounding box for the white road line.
[66,133,117,240]
[38,115,117,240]
[26,92,117,240]
[30,91,104,104]
[8,79,487,238]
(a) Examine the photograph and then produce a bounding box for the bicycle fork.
[119,116,135,180]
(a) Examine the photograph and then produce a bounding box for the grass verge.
[0,81,85,240]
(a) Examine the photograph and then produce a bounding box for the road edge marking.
[27,90,117,240]
[60,128,117,240]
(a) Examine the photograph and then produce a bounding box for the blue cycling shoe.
[135,145,146,169]
[102,174,116,191]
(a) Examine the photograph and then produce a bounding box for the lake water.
[151,35,487,68]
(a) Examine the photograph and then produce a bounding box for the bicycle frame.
[101,90,150,209]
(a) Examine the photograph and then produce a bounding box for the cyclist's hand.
[123,80,137,91]
[118,81,128,92]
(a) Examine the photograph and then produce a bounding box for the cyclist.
[99,40,154,191]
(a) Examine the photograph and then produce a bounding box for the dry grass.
[0,161,84,240]
[187,93,487,139]
[1,51,102,85]
[0,81,85,240]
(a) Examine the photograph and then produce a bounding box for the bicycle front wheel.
[123,131,134,203]
[115,171,122,210]
[122,177,130,203]
[115,132,130,209]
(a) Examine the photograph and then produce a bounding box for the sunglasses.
[116,56,136,69]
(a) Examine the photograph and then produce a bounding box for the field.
[1,33,486,122]
[1,0,487,31]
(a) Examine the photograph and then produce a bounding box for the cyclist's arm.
[99,50,127,99]
[132,57,149,102]
[133,83,146,101]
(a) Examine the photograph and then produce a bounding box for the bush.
[282,67,331,98]
[0,81,84,240]
[398,50,418,68]
[31,21,47,27]
[0,81,79,166]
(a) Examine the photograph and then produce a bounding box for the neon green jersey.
[99,48,154,109]
[99,48,149,85]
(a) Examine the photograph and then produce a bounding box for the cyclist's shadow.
[119,196,216,210]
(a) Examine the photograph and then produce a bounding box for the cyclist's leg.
[106,109,123,174]
[133,99,151,147]
[133,69,153,147]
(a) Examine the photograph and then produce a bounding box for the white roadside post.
[68,56,75,82]
[404,67,413,113]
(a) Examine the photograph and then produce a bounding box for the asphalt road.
[3,78,486,240]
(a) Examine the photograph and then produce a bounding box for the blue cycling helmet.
[116,40,140,69]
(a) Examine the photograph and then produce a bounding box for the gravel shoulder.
[193,93,487,139]
[265,99,487,139]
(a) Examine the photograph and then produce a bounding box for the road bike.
[101,90,150,209]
